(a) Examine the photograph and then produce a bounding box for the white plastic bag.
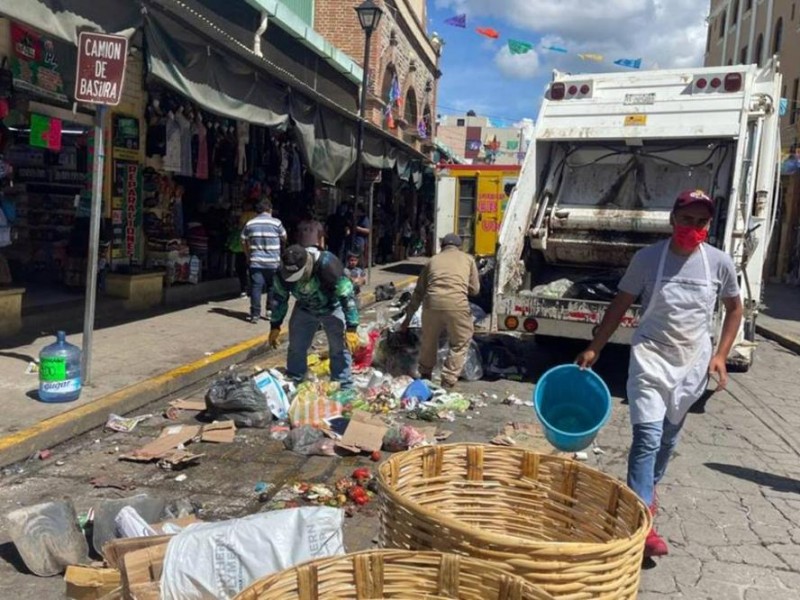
[253,369,290,420]
[160,507,344,600]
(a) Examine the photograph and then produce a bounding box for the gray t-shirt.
[618,242,740,310]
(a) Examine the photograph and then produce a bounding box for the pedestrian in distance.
[401,233,480,389]
[575,189,743,558]
[241,197,286,324]
[296,209,325,250]
[270,245,360,389]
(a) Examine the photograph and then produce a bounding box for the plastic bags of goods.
[205,372,271,428]
[288,381,342,428]
[252,369,291,420]
[436,339,484,382]
[373,330,421,377]
[352,327,381,371]
[160,507,345,600]
[283,426,337,456]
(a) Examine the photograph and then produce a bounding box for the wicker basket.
[377,444,651,599]
[234,549,554,599]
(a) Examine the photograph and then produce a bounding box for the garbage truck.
[494,61,782,370]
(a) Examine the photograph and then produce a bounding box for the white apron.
[627,241,715,425]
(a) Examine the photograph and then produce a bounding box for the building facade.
[705,0,800,283]
[314,0,441,155]
[437,114,528,165]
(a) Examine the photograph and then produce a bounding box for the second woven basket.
[378,444,651,599]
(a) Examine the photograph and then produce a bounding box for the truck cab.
[494,62,782,370]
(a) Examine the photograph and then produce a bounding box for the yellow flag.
[578,53,604,62]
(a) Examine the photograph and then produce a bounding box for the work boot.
[644,527,669,557]
[441,379,457,391]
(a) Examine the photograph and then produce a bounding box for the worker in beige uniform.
[400,233,480,389]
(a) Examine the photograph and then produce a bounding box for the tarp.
[0,0,142,43]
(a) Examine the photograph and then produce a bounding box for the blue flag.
[542,45,568,54]
[445,14,466,28]
[613,58,642,69]
[780,97,789,116]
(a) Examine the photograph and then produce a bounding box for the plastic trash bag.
[93,493,167,555]
[160,507,345,600]
[373,330,421,377]
[115,506,158,539]
[436,339,484,381]
[469,302,487,324]
[7,500,89,576]
[532,278,575,299]
[283,426,335,456]
[205,372,271,428]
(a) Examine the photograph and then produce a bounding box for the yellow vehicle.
[434,164,520,256]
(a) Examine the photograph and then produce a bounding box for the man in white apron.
[576,189,743,558]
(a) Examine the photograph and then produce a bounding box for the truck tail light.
[523,318,539,333]
[568,85,578,96]
[504,316,520,330]
[710,77,722,89]
[550,83,565,100]
[724,73,742,92]
[696,78,708,90]
[580,84,590,95]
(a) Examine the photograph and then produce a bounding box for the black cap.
[280,245,308,282]
[440,233,462,248]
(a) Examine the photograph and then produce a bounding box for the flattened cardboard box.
[64,565,121,600]
[119,425,201,462]
[120,542,168,600]
[337,411,388,453]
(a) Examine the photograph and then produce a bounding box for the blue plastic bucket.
[533,364,612,452]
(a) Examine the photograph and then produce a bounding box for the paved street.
[0,321,798,599]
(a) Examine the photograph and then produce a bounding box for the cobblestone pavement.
[0,327,797,599]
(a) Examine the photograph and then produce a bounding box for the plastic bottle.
[38,331,82,403]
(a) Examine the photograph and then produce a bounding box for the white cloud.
[495,46,540,79]
[437,0,707,75]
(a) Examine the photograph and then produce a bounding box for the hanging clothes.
[195,119,209,180]
[279,143,289,190]
[290,146,303,193]
[236,121,249,176]
[163,112,181,173]
[175,109,193,177]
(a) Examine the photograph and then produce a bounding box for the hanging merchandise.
[444,14,466,28]
[237,120,249,176]
[290,146,302,193]
[176,107,192,177]
[163,111,181,172]
[417,119,427,140]
[476,27,500,40]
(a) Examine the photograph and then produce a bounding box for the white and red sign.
[74,32,128,105]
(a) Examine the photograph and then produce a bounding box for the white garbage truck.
[494,62,782,370]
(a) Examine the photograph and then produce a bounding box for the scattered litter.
[115,506,158,538]
[284,426,336,456]
[270,423,290,441]
[92,494,167,555]
[120,425,201,463]
[90,477,136,491]
[169,399,206,411]
[337,411,388,454]
[502,394,533,407]
[490,435,516,446]
[25,361,39,375]
[592,442,605,455]
[164,406,181,421]
[55,460,66,467]
[574,451,589,461]
[64,565,120,599]
[37,449,52,460]
[105,413,154,433]
[204,351,214,356]
[174,474,187,482]
[157,450,205,471]
[206,371,271,428]
[200,421,236,444]
[254,482,271,494]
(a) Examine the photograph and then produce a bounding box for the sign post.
[75,31,128,385]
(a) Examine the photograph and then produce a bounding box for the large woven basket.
[234,549,554,599]
[377,444,650,599]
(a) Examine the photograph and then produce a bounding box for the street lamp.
[354,0,383,284]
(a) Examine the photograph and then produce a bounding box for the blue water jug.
[38,331,82,403]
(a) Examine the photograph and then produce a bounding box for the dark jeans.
[235,253,248,294]
[250,267,277,318]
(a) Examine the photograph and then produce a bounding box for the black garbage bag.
[205,373,271,428]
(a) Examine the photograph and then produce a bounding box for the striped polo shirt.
[241,213,286,269]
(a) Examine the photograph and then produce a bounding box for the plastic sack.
[436,339,484,382]
[252,370,290,420]
[284,425,329,456]
[353,328,381,371]
[114,506,157,538]
[373,330,421,377]
[161,507,345,600]
[531,278,575,299]
[288,381,342,428]
[6,501,90,576]
[93,493,167,555]
[205,373,271,428]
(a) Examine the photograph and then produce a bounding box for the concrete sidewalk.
[758,283,800,354]
[0,260,423,466]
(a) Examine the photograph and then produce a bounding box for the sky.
[429,0,710,127]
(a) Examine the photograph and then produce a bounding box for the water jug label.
[40,357,67,382]
[41,378,81,393]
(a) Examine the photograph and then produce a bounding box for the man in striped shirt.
[242,198,287,324]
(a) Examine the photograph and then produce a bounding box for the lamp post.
[354,0,382,284]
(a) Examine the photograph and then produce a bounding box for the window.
[720,11,727,38]
[792,78,799,125]
[456,118,465,127]
[404,88,418,128]
[740,45,748,64]
[773,18,783,54]
[755,33,764,66]
[731,1,739,25]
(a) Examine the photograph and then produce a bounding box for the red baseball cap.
[673,189,715,214]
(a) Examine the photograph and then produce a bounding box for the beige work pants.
[418,308,474,385]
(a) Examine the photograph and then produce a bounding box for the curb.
[756,324,800,356]
[0,275,418,468]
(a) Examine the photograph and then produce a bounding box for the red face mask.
[673,225,708,251]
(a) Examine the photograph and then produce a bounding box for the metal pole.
[81,105,107,385]
[354,29,372,276]
[367,181,374,285]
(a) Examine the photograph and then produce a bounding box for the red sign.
[74,32,128,105]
